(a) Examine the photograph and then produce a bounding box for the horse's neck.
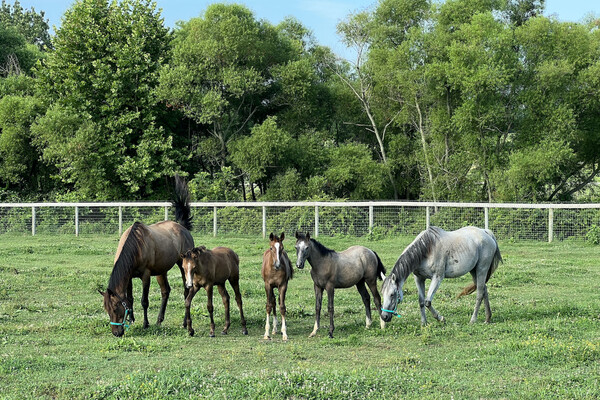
[307,245,329,269]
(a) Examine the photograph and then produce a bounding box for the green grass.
[0,234,599,399]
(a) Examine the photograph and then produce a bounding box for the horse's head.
[294,231,311,269]
[380,272,404,322]
[268,232,285,270]
[99,288,132,337]
[181,247,203,289]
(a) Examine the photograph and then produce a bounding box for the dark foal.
[181,246,248,337]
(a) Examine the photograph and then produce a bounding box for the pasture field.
[0,233,599,399]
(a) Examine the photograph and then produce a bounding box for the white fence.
[1,201,600,242]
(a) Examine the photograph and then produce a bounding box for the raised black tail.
[373,251,387,280]
[173,174,193,231]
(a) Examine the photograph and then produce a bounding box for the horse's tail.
[457,233,502,298]
[373,251,387,281]
[173,174,193,231]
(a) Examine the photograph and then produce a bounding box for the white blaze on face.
[296,241,308,267]
[183,258,194,288]
[274,242,281,268]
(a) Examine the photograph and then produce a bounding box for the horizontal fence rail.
[1,201,600,242]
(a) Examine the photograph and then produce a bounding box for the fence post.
[548,208,554,243]
[75,206,79,237]
[314,205,319,237]
[213,206,217,237]
[425,206,430,230]
[484,207,489,230]
[164,206,168,221]
[369,205,373,234]
[31,206,36,236]
[262,206,266,239]
[118,206,123,236]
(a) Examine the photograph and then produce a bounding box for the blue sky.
[15,0,600,59]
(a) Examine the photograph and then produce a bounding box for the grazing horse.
[100,176,194,337]
[262,232,293,341]
[294,232,386,338]
[380,226,502,325]
[181,246,248,337]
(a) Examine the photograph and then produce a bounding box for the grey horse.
[294,232,387,338]
[380,226,502,325]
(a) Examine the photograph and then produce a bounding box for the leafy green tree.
[0,0,51,49]
[33,0,173,199]
[159,4,293,168]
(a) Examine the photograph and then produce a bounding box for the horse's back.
[333,245,380,286]
[211,246,240,280]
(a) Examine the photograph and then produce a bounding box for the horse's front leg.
[279,282,289,341]
[206,285,215,337]
[310,284,323,338]
[127,278,135,323]
[155,273,171,325]
[140,272,151,329]
[217,284,230,335]
[178,263,189,328]
[414,275,428,325]
[184,285,199,336]
[326,286,335,338]
[425,274,445,323]
[264,284,273,340]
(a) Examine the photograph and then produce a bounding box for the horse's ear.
[391,273,397,283]
[306,232,310,240]
[269,232,274,241]
[295,231,299,239]
[106,288,115,297]
[280,232,285,241]
[98,289,106,296]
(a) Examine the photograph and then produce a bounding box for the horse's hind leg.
[230,280,248,335]
[470,270,489,324]
[326,286,335,339]
[356,280,372,328]
[155,273,171,325]
[217,284,230,335]
[206,285,216,337]
[483,286,492,323]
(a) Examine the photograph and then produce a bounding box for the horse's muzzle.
[381,312,392,323]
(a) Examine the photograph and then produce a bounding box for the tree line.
[0,0,599,202]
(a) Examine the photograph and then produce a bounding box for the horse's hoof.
[439,316,445,323]
[263,335,271,340]
[210,333,216,338]
[221,330,228,335]
[188,329,195,337]
[282,336,288,342]
[308,333,316,338]
[242,329,248,335]
[328,333,334,339]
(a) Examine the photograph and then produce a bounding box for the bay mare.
[99,176,194,337]
[181,246,248,337]
[380,226,502,325]
[294,232,386,338]
[262,232,293,341]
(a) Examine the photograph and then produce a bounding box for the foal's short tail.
[373,251,387,281]
[173,174,193,231]
[457,240,502,298]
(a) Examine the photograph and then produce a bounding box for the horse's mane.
[108,222,145,290]
[282,250,294,280]
[391,226,442,282]
[310,238,335,257]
